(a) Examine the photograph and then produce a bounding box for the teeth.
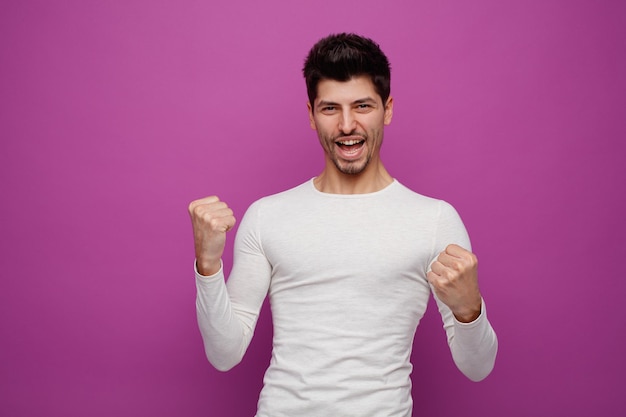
[338,140,363,146]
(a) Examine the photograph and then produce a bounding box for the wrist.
[196,259,221,277]
[453,299,482,323]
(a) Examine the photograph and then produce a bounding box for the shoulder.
[236,180,317,238]
[392,181,452,211]
[253,179,312,205]
[242,179,314,218]
[390,182,467,232]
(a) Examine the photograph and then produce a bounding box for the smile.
[336,139,365,146]
[334,137,366,160]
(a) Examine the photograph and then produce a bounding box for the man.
[189,33,497,416]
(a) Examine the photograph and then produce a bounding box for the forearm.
[439,298,498,381]
[195,263,252,371]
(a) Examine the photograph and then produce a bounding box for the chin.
[336,160,369,175]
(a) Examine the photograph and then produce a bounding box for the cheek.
[316,122,336,140]
[318,131,334,148]
[369,127,383,144]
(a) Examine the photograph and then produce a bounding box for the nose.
[338,109,356,134]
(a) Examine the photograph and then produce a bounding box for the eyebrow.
[316,97,377,110]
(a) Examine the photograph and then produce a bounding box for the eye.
[320,106,337,114]
[355,103,373,112]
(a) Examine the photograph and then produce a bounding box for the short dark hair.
[303,33,391,107]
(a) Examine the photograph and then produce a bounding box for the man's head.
[303,34,394,180]
[303,33,391,108]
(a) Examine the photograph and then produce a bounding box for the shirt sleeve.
[195,201,272,371]
[429,200,498,381]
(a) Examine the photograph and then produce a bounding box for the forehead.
[315,76,381,104]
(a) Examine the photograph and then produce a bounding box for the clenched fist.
[188,196,236,276]
[427,244,482,323]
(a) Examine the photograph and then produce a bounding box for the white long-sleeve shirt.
[196,179,498,417]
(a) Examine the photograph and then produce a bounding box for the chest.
[261,203,436,299]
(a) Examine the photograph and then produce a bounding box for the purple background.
[1,1,625,416]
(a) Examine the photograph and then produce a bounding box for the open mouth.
[335,138,366,153]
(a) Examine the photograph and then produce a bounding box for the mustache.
[333,132,367,141]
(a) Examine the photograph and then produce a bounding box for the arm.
[432,294,498,381]
[189,198,271,371]
[427,202,498,381]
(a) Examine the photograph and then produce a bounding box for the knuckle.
[208,217,221,230]
[444,268,458,281]
[200,211,214,224]
[190,204,204,218]
[197,205,210,218]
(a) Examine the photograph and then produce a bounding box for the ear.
[383,96,394,125]
[307,101,317,130]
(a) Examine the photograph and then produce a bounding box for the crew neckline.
[308,177,398,198]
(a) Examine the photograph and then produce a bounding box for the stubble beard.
[327,129,383,175]
[326,132,370,175]
[333,153,371,175]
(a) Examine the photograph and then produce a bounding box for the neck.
[314,161,393,194]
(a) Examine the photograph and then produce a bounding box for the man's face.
[307,76,393,176]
